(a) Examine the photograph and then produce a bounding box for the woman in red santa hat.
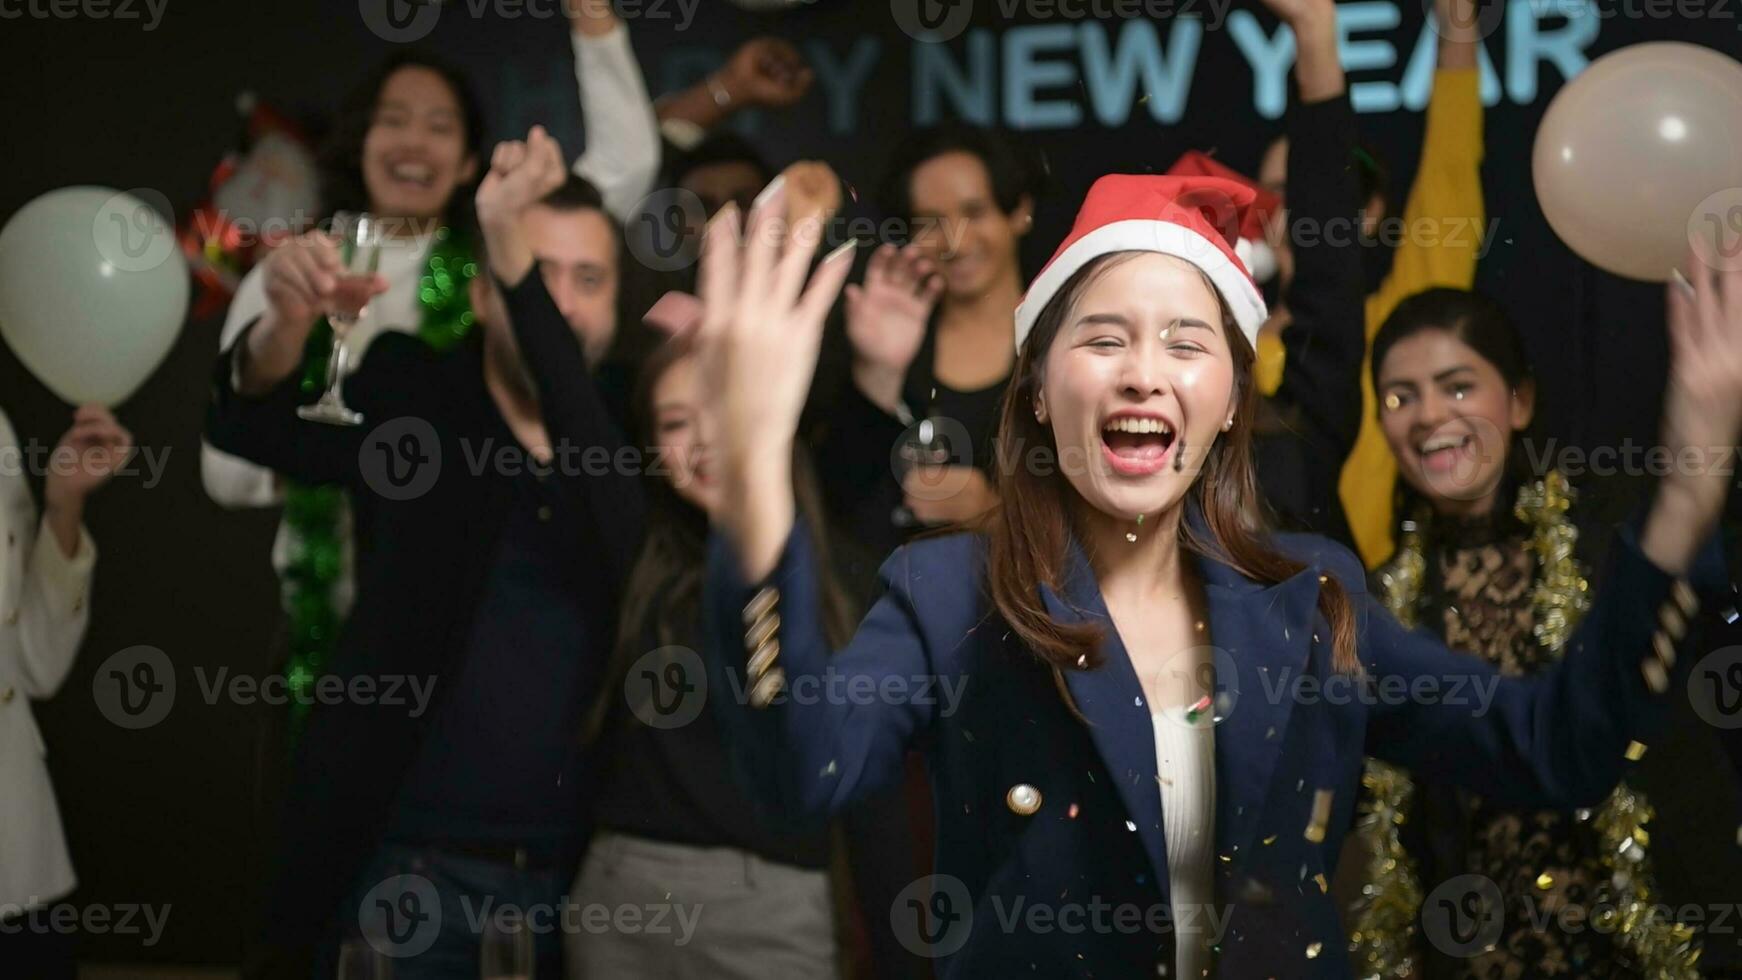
[681,162,1741,977]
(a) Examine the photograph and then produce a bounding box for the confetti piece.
[1304,789,1334,844]
[1306,941,1322,959]
[1535,872,1554,890]
[1185,695,1213,723]
[1625,741,1648,761]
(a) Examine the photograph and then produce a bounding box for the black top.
[812,316,1011,563]
[206,271,644,961]
[592,619,831,870]
[390,463,610,855]
[1250,91,1368,546]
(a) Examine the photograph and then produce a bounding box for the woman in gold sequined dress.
[1358,286,1701,980]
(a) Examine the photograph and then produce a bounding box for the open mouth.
[385,159,436,190]
[1101,414,1178,476]
[1417,432,1475,475]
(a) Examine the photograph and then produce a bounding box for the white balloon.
[0,186,189,405]
[1533,43,1742,282]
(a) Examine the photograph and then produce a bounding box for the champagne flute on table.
[480,910,534,980]
[298,210,383,426]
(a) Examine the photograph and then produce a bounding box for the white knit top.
[1152,709,1216,978]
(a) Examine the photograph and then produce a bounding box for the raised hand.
[240,230,387,394]
[845,244,944,414]
[476,126,567,283]
[1640,254,1742,573]
[1259,0,1343,100]
[696,179,855,578]
[719,38,813,109]
[42,404,134,557]
[261,232,378,329]
[782,160,843,226]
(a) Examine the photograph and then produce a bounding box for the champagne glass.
[298,210,383,426]
[892,417,951,528]
[480,910,534,980]
[336,937,394,980]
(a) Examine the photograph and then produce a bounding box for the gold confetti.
[1305,941,1323,959]
[1304,789,1334,844]
[1535,872,1554,890]
[1625,741,1648,761]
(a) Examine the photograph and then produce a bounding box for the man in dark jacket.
[209,130,640,978]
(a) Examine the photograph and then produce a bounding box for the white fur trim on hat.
[1012,220,1267,353]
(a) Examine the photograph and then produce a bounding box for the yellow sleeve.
[1341,67,1486,569]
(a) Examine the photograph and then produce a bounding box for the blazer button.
[3,609,16,626]
[1006,783,1042,815]
[0,686,14,704]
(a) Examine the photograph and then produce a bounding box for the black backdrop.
[2,0,1738,966]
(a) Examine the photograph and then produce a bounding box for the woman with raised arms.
[685,170,1739,978]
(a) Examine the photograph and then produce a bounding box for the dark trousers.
[314,842,568,979]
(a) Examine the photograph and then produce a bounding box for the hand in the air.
[260,232,384,329]
[845,244,944,414]
[719,38,813,109]
[476,125,567,230]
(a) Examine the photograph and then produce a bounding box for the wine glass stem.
[326,333,351,401]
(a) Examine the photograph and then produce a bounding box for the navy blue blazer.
[705,517,1717,978]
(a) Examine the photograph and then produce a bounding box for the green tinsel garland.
[281,226,477,732]
[1352,471,1701,978]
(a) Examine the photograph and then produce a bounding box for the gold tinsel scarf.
[1350,470,1700,979]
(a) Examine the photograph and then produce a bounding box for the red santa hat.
[1166,151,1280,285]
[1013,174,1269,353]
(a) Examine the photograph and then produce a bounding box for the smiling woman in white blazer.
[0,403,129,975]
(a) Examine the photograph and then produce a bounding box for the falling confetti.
[1304,789,1334,844]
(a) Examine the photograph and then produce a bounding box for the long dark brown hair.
[982,253,1360,701]
[585,335,856,741]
